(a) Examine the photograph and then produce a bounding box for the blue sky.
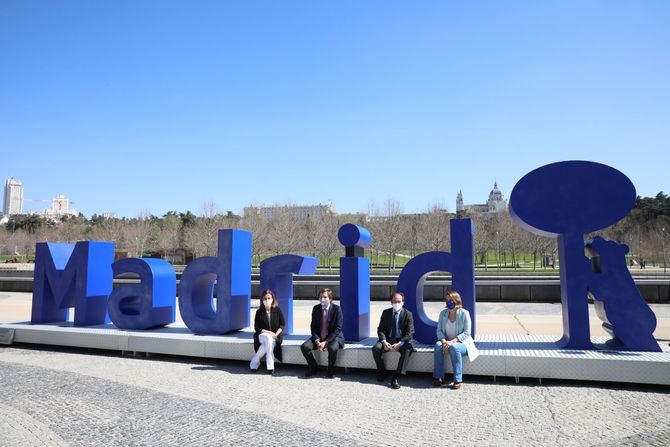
[1,1,668,217]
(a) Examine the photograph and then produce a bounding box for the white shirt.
[445,318,457,341]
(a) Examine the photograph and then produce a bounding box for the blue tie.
[391,311,399,339]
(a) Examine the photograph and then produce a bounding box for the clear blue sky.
[1,1,668,217]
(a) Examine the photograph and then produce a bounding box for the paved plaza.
[1,292,669,445]
[0,345,669,446]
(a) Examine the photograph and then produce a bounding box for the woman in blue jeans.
[433,290,478,389]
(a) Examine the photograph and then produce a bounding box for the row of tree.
[1,194,668,270]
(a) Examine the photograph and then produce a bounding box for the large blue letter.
[510,160,658,351]
[259,254,318,334]
[178,229,252,334]
[108,258,176,330]
[338,224,372,342]
[396,219,475,344]
[32,241,114,326]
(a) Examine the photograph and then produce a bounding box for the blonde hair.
[445,290,462,309]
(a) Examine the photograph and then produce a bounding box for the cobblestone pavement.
[1,346,669,446]
[0,358,359,446]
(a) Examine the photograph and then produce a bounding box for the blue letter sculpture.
[510,160,659,351]
[259,254,318,334]
[108,258,176,330]
[32,241,114,326]
[338,224,371,342]
[178,229,252,334]
[396,219,475,344]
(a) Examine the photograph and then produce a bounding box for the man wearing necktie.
[372,292,415,389]
[301,288,344,378]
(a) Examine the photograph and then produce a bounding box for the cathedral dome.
[489,182,503,201]
[458,182,507,215]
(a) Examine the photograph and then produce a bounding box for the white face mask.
[321,298,329,307]
[392,302,403,312]
[263,299,272,309]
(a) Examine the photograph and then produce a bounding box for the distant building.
[3,178,24,216]
[102,212,117,219]
[39,194,78,220]
[243,202,335,220]
[366,208,450,223]
[457,182,508,217]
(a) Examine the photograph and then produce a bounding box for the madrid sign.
[29,161,660,352]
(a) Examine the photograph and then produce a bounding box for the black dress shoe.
[250,367,259,372]
[376,371,388,382]
[326,371,335,379]
[304,368,318,378]
[268,369,275,376]
[390,378,400,389]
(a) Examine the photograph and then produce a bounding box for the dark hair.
[445,290,463,309]
[259,289,278,309]
[318,288,334,301]
[391,291,405,302]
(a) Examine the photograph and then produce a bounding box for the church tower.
[487,181,506,212]
[456,190,463,213]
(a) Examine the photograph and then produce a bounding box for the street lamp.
[496,231,501,272]
[661,227,667,275]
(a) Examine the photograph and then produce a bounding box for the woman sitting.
[250,289,286,375]
[433,290,478,389]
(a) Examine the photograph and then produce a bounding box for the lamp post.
[662,227,667,274]
[496,230,501,272]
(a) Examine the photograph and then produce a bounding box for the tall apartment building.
[40,194,78,219]
[3,178,24,216]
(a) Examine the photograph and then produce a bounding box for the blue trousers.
[433,341,468,382]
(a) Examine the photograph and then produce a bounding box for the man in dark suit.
[372,291,414,389]
[301,288,344,378]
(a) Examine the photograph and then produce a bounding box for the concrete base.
[2,322,669,385]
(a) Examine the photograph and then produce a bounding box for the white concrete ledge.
[2,322,668,385]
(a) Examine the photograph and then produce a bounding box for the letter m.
[31,241,114,326]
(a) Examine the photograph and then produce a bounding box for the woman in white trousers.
[250,290,286,375]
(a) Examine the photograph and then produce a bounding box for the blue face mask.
[446,301,456,310]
